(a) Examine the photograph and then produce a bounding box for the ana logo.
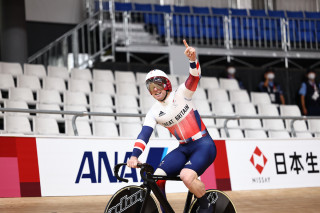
[250,146,268,174]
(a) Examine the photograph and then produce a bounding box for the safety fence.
[27,1,320,68]
[0,107,319,138]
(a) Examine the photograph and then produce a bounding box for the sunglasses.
[146,77,165,92]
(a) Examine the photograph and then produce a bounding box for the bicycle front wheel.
[188,189,237,213]
[104,185,161,213]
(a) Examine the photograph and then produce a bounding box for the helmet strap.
[160,90,169,102]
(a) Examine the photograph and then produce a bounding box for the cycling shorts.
[157,134,216,176]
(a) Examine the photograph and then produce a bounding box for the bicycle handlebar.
[113,163,155,183]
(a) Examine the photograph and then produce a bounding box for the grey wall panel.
[25,0,86,24]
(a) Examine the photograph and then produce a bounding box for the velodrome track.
[1,187,320,212]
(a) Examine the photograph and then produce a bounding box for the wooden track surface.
[1,187,320,213]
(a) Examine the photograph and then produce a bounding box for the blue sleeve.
[131,126,154,158]
[299,83,307,96]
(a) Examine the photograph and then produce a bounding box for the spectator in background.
[259,68,285,105]
[224,63,245,89]
[299,69,320,116]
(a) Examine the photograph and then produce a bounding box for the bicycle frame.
[114,163,194,213]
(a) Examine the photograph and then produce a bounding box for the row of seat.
[0,62,115,82]
[1,62,319,138]
[1,94,319,137]
[104,2,320,43]
[156,15,319,43]
[210,128,318,139]
[100,2,320,19]
[2,89,318,130]
[1,113,318,138]
[1,114,139,137]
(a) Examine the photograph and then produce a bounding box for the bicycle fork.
[140,186,152,213]
[148,178,175,213]
[183,191,194,213]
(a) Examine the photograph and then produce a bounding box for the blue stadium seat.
[204,16,221,27]
[298,20,316,31]
[289,30,315,42]
[114,2,132,11]
[288,19,298,30]
[134,3,152,12]
[135,3,153,26]
[255,18,281,30]
[250,9,267,17]
[157,25,166,36]
[147,5,171,25]
[305,12,320,19]
[230,8,248,16]
[147,14,165,25]
[192,6,210,14]
[231,28,255,40]
[201,27,224,39]
[173,5,190,13]
[173,14,197,26]
[301,31,316,42]
[153,5,171,37]
[181,15,219,29]
[286,11,304,18]
[268,10,286,18]
[231,17,246,27]
[229,9,257,41]
[154,4,171,13]
[288,18,316,36]
[290,30,315,42]
[173,26,198,39]
[172,5,192,40]
[258,29,282,41]
[266,11,285,37]
[289,30,297,42]
[94,1,109,12]
[211,8,229,16]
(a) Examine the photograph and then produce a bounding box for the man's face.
[149,82,167,101]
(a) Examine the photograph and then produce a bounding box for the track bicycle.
[104,163,236,213]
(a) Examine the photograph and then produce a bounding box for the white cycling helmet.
[145,69,172,93]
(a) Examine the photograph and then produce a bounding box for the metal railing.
[1,108,319,138]
[286,17,319,50]
[28,11,114,68]
[27,3,320,68]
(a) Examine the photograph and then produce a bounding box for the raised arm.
[181,40,201,98]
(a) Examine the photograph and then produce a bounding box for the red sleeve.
[185,74,200,92]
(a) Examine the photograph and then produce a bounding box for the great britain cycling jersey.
[132,60,209,158]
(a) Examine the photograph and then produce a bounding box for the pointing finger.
[183,39,189,48]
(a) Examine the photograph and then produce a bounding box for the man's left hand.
[183,39,196,61]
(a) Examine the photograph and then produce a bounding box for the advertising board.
[226,139,320,190]
[36,137,188,196]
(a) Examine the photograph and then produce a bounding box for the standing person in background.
[299,69,320,116]
[224,63,245,89]
[127,40,217,213]
[259,68,285,105]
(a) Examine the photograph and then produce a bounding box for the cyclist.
[127,40,217,213]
